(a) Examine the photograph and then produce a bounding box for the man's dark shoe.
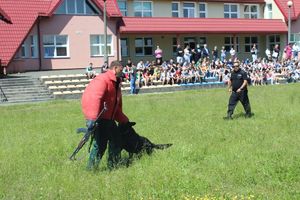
[245,113,254,118]
[223,115,233,120]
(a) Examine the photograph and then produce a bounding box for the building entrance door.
[184,37,196,49]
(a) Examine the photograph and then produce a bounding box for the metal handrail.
[0,86,8,102]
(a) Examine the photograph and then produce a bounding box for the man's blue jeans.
[130,78,136,94]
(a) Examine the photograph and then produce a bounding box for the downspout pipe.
[37,16,42,71]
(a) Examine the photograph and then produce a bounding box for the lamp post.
[287,0,293,44]
[103,0,108,64]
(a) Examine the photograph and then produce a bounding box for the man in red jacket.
[81,60,129,170]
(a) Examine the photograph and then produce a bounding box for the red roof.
[274,0,300,21]
[120,17,287,34]
[0,0,50,66]
[0,6,12,23]
[0,0,121,67]
[204,0,265,3]
[96,0,122,18]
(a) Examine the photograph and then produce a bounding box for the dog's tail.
[153,143,173,150]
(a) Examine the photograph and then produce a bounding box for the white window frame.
[183,2,195,18]
[224,3,239,18]
[265,3,272,19]
[199,3,207,18]
[117,0,127,16]
[121,38,129,57]
[90,35,113,57]
[135,37,153,56]
[244,4,259,19]
[224,36,239,52]
[133,1,153,17]
[55,0,99,15]
[30,35,38,58]
[244,36,259,52]
[172,2,180,17]
[43,35,69,58]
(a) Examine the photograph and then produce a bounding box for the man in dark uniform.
[82,60,130,170]
[224,61,253,119]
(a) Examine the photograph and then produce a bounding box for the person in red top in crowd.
[81,60,130,170]
[155,45,163,65]
[284,43,293,61]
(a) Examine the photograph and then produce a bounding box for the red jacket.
[81,69,129,123]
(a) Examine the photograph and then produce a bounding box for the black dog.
[76,122,172,163]
[118,122,172,159]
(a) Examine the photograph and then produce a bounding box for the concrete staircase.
[0,76,54,104]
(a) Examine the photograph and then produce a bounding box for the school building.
[0,0,300,73]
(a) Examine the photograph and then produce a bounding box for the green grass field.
[1,84,300,200]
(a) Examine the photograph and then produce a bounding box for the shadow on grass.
[233,112,247,119]
[233,112,255,119]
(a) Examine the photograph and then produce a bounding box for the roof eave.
[120,30,287,34]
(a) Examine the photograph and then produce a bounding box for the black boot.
[223,113,233,120]
[245,112,254,118]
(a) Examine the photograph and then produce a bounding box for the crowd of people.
[119,43,300,94]
[85,43,300,95]
[79,42,300,170]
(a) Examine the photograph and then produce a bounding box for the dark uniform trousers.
[227,89,251,116]
[89,119,122,170]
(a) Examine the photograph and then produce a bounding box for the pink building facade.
[9,15,120,72]
[0,0,122,73]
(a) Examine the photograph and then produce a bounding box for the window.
[224,4,238,18]
[244,36,258,52]
[244,4,258,19]
[43,35,68,58]
[134,1,152,17]
[199,3,207,18]
[265,3,272,19]
[30,35,38,58]
[121,38,128,57]
[15,35,39,59]
[224,37,239,52]
[291,33,300,43]
[268,35,280,50]
[21,43,27,58]
[56,0,98,15]
[135,37,153,56]
[172,38,177,55]
[172,2,180,17]
[76,0,84,14]
[117,0,127,16]
[198,37,207,48]
[183,3,195,18]
[184,37,196,49]
[14,42,27,59]
[90,35,113,56]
